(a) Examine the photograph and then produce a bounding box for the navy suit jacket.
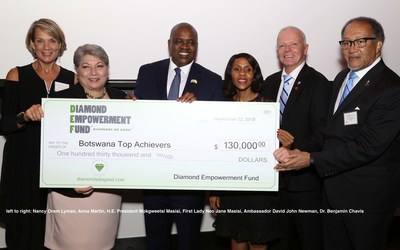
[313,60,400,212]
[262,64,331,191]
[135,59,224,101]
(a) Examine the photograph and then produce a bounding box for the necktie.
[168,68,181,100]
[339,71,357,105]
[279,74,292,123]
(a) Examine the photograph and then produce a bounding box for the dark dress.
[213,93,279,245]
[0,64,75,249]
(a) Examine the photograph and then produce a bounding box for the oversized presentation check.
[40,98,279,191]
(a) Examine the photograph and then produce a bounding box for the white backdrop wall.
[1,0,399,247]
[1,0,400,80]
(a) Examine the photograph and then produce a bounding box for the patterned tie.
[279,74,292,123]
[168,68,181,100]
[339,71,357,105]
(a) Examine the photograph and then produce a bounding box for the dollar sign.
[214,144,218,150]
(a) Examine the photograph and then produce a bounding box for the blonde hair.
[25,18,67,58]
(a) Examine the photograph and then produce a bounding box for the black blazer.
[51,83,127,197]
[262,64,332,191]
[53,83,127,100]
[313,60,400,212]
[134,59,224,101]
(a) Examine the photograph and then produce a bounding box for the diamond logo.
[95,163,105,172]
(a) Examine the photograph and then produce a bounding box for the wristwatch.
[16,112,29,125]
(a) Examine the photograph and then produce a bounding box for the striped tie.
[279,75,292,123]
[339,71,357,105]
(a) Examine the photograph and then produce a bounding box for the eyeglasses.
[339,37,376,49]
[172,39,198,47]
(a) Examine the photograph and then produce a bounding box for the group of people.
[0,16,398,250]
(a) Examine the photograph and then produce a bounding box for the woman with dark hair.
[0,18,77,249]
[210,53,293,250]
[223,53,265,102]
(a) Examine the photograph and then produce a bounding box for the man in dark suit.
[262,26,331,250]
[274,17,400,250]
[134,22,224,250]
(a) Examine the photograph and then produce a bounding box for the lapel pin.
[191,79,198,85]
[294,81,301,90]
[365,80,370,86]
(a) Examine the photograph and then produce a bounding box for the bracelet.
[16,112,29,125]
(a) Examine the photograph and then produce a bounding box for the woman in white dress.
[44,44,127,250]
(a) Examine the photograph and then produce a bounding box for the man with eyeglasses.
[134,22,224,250]
[273,17,400,250]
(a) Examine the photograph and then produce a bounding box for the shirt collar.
[352,57,381,79]
[282,61,306,81]
[169,58,193,76]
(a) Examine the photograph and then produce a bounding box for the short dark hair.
[341,16,385,43]
[223,53,264,98]
[169,22,198,43]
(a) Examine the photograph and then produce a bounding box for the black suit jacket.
[262,64,331,191]
[53,82,127,99]
[313,60,400,212]
[52,83,127,197]
[134,59,224,101]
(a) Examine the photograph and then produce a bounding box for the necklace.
[85,88,106,99]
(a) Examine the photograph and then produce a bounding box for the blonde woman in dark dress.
[0,18,77,249]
